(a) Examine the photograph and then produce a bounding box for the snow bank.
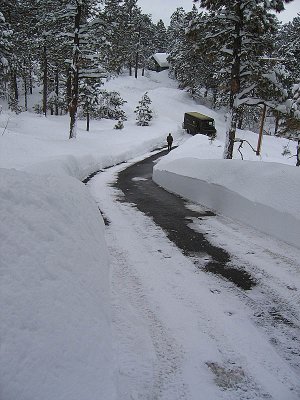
[0,71,191,400]
[0,169,115,400]
[153,136,300,249]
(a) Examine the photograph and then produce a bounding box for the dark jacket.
[167,134,173,144]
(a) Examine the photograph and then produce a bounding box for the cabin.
[148,53,169,72]
[183,112,217,138]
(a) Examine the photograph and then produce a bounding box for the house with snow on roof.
[148,53,170,72]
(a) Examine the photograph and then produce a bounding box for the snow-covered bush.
[281,144,291,157]
[114,120,124,130]
[98,90,127,120]
[134,92,153,126]
[33,104,43,114]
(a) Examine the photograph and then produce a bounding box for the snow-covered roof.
[152,53,169,68]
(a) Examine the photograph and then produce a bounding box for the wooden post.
[256,103,267,156]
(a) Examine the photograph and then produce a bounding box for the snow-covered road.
[88,153,300,400]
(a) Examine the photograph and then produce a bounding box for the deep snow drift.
[153,135,300,248]
[0,70,299,399]
[0,170,114,400]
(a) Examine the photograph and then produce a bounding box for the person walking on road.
[167,133,173,152]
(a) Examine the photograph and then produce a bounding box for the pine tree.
[1,0,23,111]
[100,0,126,73]
[273,13,300,135]
[67,0,107,139]
[167,7,186,53]
[276,15,300,89]
[98,90,127,120]
[0,10,12,101]
[121,0,143,76]
[194,0,295,159]
[133,14,154,78]
[134,92,153,126]
[168,6,217,101]
[39,0,72,116]
[17,0,40,111]
[153,19,168,53]
[114,120,124,129]
[291,82,300,119]
[79,79,102,131]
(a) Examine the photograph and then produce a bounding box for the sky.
[137,0,300,25]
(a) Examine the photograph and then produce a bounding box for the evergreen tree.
[121,0,143,76]
[38,0,72,116]
[114,120,124,129]
[133,14,154,78]
[153,19,168,53]
[98,90,127,120]
[167,8,186,79]
[273,13,300,135]
[167,7,186,54]
[100,0,126,73]
[185,8,220,103]
[79,79,102,131]
[1,0,22,111]
[67,0,107,139]
[291,82,300,120]
[168,6,217,101]
[0,11,12,101]
[276,13,300,88]
[194,0,294,159]
[134,91,153,126]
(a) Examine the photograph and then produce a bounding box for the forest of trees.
[0,0,299,159]
[0,0,168,137]
[169,1,300,159]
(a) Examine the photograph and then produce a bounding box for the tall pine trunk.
[69,1,82,139]
[274,112,280,135]
[42,44,48,117]
[66,66,72,113]
[55,66,59,116]
[134,54,139,79]
[12,71,18,101]
[29,57,33,95]
[24,75,28,111]
[223,4,242,159]
[134,25,141,79]
[29,67,33,95]
[86,110,90,131]
[223,109,239,159]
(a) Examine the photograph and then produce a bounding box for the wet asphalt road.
[115,149,255,290]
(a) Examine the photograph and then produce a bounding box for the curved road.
[115,149,255,290]
[87,149,300,400]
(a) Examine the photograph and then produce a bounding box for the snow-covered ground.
[0,70,299,399]
[89,158,300,400]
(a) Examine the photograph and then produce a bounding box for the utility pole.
[256,103,267,156]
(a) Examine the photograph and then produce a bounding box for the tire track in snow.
[192,214,300,374]
[103,197,188,400]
